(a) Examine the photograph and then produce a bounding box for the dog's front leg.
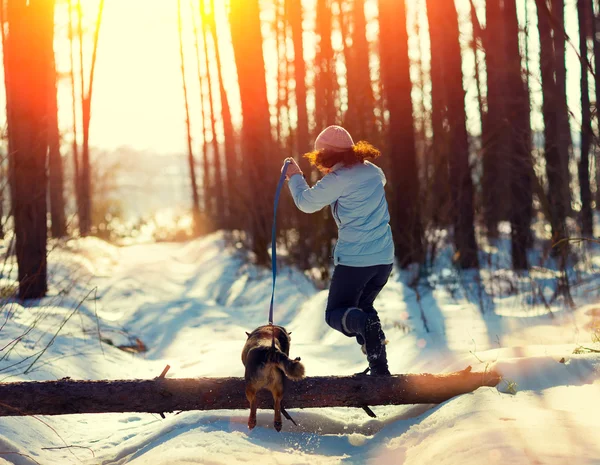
[245,385,258,430]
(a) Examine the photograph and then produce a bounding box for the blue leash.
[269,159,291,325]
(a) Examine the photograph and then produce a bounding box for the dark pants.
[325,264,393,342]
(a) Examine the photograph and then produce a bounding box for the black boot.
[364,315,391,376]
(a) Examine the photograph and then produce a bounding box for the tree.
[5,0,54,299]
[0,0,10,241]
[481,0,509,238]
[68,0,82,225]
[577,0,593,236]
[285,0,309,157]
[551,0,573,210]
[588,0,600,210]
[77,0,105,236]
[0,368,500,417]
[190,0,213,224]
[427,0,451,227]
[378,0,423,267]
[339,0,376,141]
[200,0,225,227]
[504,0,534,269]
[177,0,202,235]
[229,0,273,265]
[314,0,338,129]
[426,0,479,268]
[48,26,67,238]
[208,0,238,227]
[535,0,568,246]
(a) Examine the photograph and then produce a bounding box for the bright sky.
[52,0,243,154]
[0,0,587,155]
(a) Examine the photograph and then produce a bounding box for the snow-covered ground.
[0,233,599,465]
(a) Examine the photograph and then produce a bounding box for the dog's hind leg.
[245,384,258,430]
[271,378,284,432]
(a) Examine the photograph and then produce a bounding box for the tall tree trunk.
[285,0,309,157]
[285,0,316,270]
[378,0,423,267]
[551,0,573,211]
[481,0,508,238]
[68,0,81,224]
[209,0,237,227]
[339,0,375,141]
[426,0,479,268]
[200,0,224,228]
[0,0,11,240]
[229,0,273,265]
[315,0,337,129]
[5,0,53,299]
[275,0,287,144]
[427,0,451,227]
[469,0,485,139]
[535,0,568,246]
[78,0,105,236]
[577,0,593,236]
[177,0,202,235]
[504,0,534,270]
[589,0,600,210]
[191,0,213,224]
[190,0,212,223]
[48,34,67,239]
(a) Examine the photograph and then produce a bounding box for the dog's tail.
[273,351,305,380]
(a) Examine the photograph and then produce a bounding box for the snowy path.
[1,234,599,464]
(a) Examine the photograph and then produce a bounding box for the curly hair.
[303,140,381,171]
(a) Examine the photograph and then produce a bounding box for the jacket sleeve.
[371,161,386,187]
[287,172,345,213]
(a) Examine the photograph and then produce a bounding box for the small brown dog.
[242,324,305,431]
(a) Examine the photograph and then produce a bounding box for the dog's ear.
[245,331,251,338]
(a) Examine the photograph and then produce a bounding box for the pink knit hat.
[314,125,355,152]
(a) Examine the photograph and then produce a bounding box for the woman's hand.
[283,158,303,180]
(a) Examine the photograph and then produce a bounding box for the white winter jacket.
[287,161,394,267]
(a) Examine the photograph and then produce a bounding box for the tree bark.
[0,0,10,240]
[286,0,310,157]
[5,0,53,299]
[426,0,479,268]
[589,0,600,210]
[482,0,509,238]
[342,0,375,141]
[200,0,224,228]
[68,0,82,225]
[550,0,573,211]
[535,0,568,247]
[79,0,105,236]
[177,0,202,235]
[315,0,337,129]
[230,0,273,266]
[426,0,451,227]
[379,0,423,267]
[504,0,533,269]
[48,18,67,239]
[577,0,593,236]
[208,0,238,228]
[0,369,500,417]
[190,0,213,226]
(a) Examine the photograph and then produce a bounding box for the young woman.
[284,125,394,376]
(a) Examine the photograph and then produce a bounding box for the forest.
[1,0,598,299]
[0,0,599,464]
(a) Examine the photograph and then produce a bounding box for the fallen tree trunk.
[0,367,500,417]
